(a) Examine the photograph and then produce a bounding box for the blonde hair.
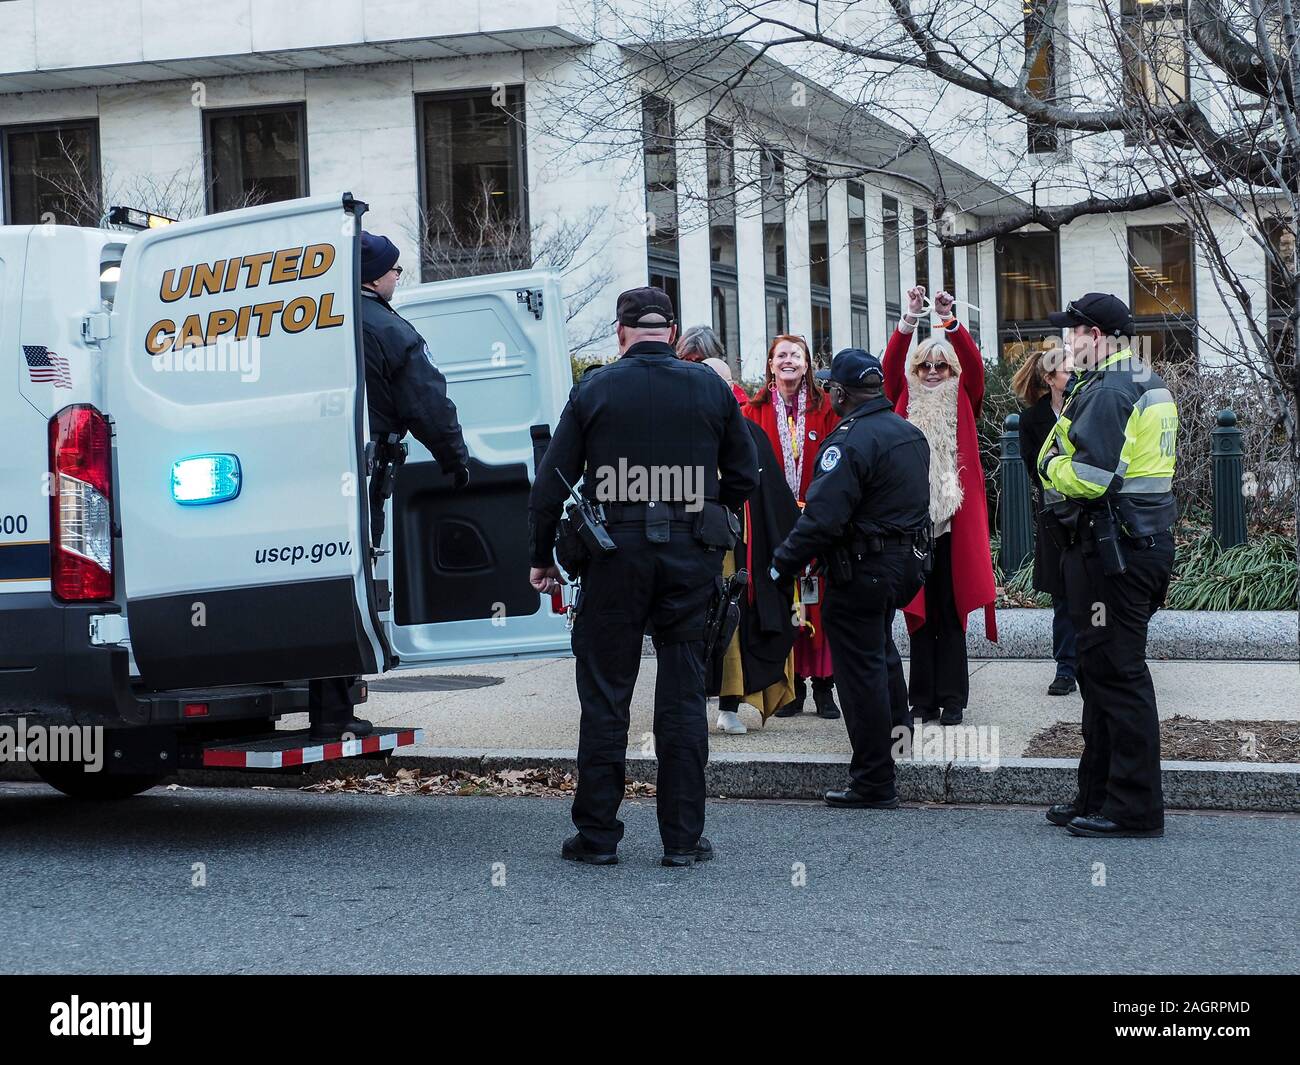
[908,335,960,379]
[1011,346,1052,406]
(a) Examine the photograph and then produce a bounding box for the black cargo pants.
[1061,530,1174,830]
[569,521,720,852]
[822,543,925,797]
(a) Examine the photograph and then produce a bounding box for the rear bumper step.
[199,727,424,770]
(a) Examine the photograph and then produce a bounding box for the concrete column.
[672,97,713,330]
[733,134,767,382]
[785,165,811,343]
[864,186,888,353]
[827,178,850,355]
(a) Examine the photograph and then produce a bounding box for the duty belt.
[603,500,703,522]
[850,532,915,553]
[1121,533,1158,551]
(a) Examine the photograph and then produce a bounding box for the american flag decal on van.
[24,345,72,388]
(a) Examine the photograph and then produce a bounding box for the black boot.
[811,678,840,719]
[774,675,808,718]
[308,677,374,740]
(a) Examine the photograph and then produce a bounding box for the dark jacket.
[360,288,468,473]
[528,341,759,566]
[773,394,930,576]
[710,421,800,695]
[1018,393,1063,595]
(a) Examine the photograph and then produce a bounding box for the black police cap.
[1049,292,1134,337]
[828,348,884,388]
[616,286,676,327]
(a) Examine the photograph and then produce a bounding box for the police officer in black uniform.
[307,232,471,741]
[528,287,758,867]
[773,350,931,809]
[359,231,470,546]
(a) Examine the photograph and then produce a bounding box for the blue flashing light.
[171,454,241,506]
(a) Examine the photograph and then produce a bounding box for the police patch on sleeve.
[820,445,842,472]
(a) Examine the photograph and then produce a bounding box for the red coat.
[743,391,840,501]
[744,390,840,677]
[883,322,998,642]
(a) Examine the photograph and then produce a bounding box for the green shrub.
[1166,533,1299,611]
[571,352,613,382]
[991,528,1298,610]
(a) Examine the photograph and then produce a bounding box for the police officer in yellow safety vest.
[1036,292,1178,839]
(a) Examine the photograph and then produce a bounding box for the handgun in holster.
[373,432,408,501]
[703,569,748,668]
[1043,505,1080,552]
[911,520,935,579]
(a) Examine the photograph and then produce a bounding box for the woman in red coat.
[744,334,841,719]
[883,287,997,726]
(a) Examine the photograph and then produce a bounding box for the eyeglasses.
[920,361,951,374]
[391,265,404,276]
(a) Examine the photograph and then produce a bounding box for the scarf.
[906,376,964,528]
[772,384,806,499]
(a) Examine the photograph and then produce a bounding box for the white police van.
[0,194,572,797]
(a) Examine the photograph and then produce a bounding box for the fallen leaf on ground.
[302,767,656,798]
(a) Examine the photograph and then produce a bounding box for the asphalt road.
[1,782,1295,974]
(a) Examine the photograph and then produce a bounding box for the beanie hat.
[360,231,400,283]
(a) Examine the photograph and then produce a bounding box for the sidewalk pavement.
[279,656,1300,761]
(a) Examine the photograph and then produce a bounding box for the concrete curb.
[641,609,1299,660]
[965,609,1298,661]
[7,748,1295,812]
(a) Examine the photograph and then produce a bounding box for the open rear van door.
[107,194,392,690]
[385,270,573,666]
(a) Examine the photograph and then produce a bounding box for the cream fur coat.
[906,372,964,529]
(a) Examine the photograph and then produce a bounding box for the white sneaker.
[716,709,748,735]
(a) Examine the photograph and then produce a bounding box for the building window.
[712,282,740,367]
[1128,223,1196,363]
[205,105,307,215]
[913,207,931,338]
[762,147,788,339]
[847,181,870,348]
[883,195,901,326]
[418,87,526,282]
[707,121,740,370]
[966,243,983,348]
[1265,216,1296,366]
[996,230,1060,364]
[2,120,100,225]
[643,94,680,301]
[1025,1,1059,153]
[808,172,832,361]
[1121,1,1189,130]
[1266,217,1296,323]
[649,264,681,324]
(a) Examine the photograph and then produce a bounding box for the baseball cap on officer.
[828,347,885,388]
[1049,292,1133,337]
[616,286,676,327]
[360,231,400,283]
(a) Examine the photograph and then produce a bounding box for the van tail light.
[49,405,114,601]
